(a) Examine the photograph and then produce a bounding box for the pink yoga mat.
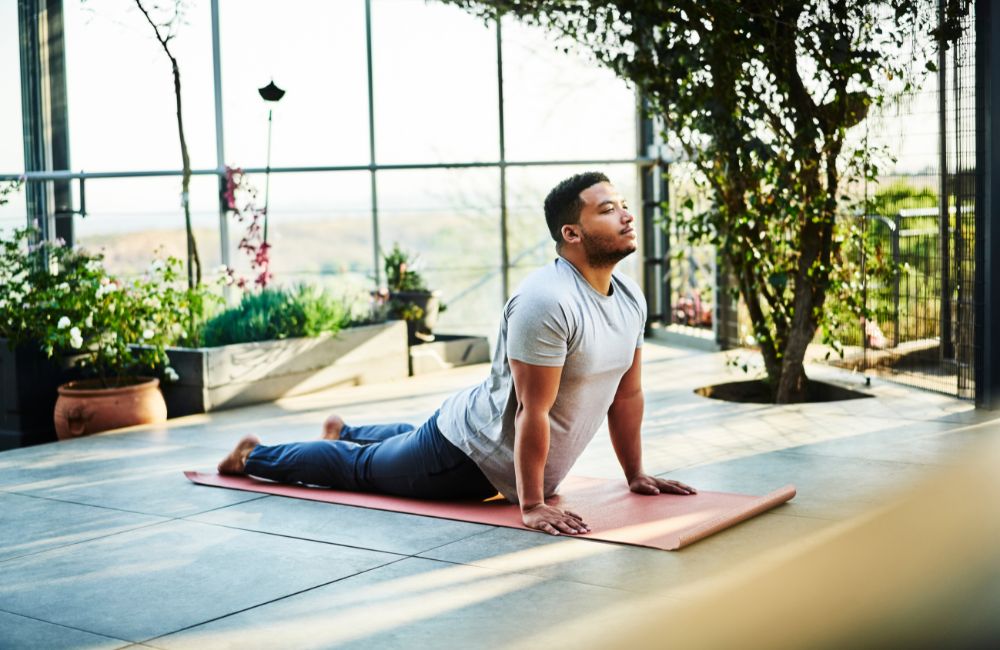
[185,471,795,551]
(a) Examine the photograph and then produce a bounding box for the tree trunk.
[172,58,200,289]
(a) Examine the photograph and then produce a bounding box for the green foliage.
[0,227,216,387]
[0,179,22,205]
[870,182,938,215]
[443,0,969,402]
[199,285,353,347]
[383,243,429,292]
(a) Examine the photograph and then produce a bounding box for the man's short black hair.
[544,171,610,248]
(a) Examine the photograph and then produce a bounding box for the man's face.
[574,181,637,267]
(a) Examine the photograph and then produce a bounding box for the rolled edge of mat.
[673,484,797,550]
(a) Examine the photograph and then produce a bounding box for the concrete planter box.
[409,334,491,375]
[0,339,83,449]
[161,321,409,417]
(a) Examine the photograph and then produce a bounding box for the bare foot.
[321,414,345,441]
[218,435,261,475]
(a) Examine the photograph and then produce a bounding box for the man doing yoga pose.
[218,171,696,536]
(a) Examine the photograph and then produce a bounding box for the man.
[218,171,696,536]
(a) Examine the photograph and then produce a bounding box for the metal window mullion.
[496,13,509,302]
[365,0,381,287]
[210,0,230,289]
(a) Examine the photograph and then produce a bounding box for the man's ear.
[561,224,580,245]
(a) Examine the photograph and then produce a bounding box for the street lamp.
[258,80,286,243]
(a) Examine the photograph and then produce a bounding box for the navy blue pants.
[244,411,497,500]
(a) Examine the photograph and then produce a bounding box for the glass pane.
[376,168,503,337]
[64,0,217,171]
[0,186,27,238]
[502,17,637,162]
[219,0,370,169]
[74,174,221,277]
[0,0,22,173]
[227,170,374,299]
[372,0,499,164]
[505,163,641,284]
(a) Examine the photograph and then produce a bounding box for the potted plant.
[378,243,442,344]
[0,227,209,440]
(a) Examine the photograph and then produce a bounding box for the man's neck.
[558,251,614,296]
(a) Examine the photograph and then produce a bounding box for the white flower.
[56,282,70,292]
[164,367,180,382]
[142,328,155,340]
[143,296,161,309]
[85,260,101,272]
[69,327,83,349]
[57,316,71,329]
[95,282,119,298]
[85,313,93,328]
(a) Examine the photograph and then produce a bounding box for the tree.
[133,0,202,290]
[444,0,967,402]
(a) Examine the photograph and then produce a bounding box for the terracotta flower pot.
[54,377,167,440]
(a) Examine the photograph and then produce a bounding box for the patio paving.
[1,340,997,649]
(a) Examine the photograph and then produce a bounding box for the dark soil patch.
[695,379,873,404]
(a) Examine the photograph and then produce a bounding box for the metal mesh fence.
[834,6,979,399]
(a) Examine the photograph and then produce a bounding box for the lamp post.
[258,80,285,243]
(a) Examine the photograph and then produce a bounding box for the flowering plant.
[0,227,215,388]
[223,166,272,291]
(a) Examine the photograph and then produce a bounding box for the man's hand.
[521,503,591,536]
[629,474,697,496]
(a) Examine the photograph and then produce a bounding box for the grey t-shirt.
[437,257,646,503]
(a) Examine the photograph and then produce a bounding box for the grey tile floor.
[1,341,997,649]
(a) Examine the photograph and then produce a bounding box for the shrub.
[0,227,214,387]
[199,285,353,347]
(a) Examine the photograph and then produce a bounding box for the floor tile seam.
[0,605,131,645]
[139,556,413,647]
[406,551,642,596]
[410,525,500,556]
[172,493,271,519]
[0,517,175,566]
[769,447,955,468]
[174,517,419,558]
[659,446,948,470]
[0,487,268,520]
[763,509,844,523]
[784,447,963,466]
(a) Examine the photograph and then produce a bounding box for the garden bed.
[161,321,409,417]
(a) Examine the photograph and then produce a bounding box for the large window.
[372,0,499,164]
[64,0,217,171]
[502,17,636,162]
[219,0,371,168]
[7,0,642,342]
[0,0,25,234]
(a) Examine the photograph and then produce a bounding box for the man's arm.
[510,359,590,535]
[608,347,697,496]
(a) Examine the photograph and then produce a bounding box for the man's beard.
[579,227,636,268]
